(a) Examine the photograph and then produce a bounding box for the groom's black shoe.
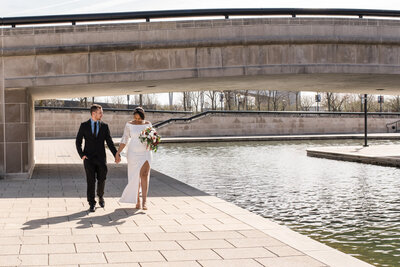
[89,204,96,212]
[99,197,105,208]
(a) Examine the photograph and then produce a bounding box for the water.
[152,140,400,267]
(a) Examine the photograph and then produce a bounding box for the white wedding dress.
[119,122,152,203]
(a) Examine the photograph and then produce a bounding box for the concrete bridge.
[3,10,400,178]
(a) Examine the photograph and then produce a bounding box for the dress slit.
[119,123,152,204]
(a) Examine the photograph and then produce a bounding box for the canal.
[152,140,400,267]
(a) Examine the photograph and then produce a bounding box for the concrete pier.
[0,139,373,266]
[307,144,400,167]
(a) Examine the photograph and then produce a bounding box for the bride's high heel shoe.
[135,199,141,209]
[142,201,148,210]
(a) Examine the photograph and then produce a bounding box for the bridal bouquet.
[139,127,161,152]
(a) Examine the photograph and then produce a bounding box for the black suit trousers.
[84,158,108,205]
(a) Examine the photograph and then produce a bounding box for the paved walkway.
[0,139,373,266]
[307,144,400,167]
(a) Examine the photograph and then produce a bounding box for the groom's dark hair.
[90,104,102,114]
[133,107,145,120]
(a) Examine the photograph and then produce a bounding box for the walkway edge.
[153,170,374,267]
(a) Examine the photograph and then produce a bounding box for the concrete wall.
[35,109,400,138]
[1,88,33,179]
[156,113,400,137]
[35,109,188,138]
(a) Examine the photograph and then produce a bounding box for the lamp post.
[219,93,224,111]
[315,94,321,111]
[378,95,384,113]
[362,94,368,147]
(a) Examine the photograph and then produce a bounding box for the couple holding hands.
[76,104,153,212]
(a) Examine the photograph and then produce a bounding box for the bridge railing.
[386,120,400,132]
[3,8,400,27]
[153,110,400,128]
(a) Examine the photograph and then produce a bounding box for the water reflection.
[152,140,400,267]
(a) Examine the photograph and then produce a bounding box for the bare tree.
[191,91,203,113]
[110,95,125,108]
[295,91,300,111]
[205,91,218,110]
[269,90,283,111]
[300,95,314,111]
[387,96,400,112]
[182,92,192,111]
[223,91,233,110]
[322,93,349,112]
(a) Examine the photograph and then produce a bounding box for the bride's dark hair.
[133,107,145,120]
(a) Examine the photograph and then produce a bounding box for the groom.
[76,104,118,212]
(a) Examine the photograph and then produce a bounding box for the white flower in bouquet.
[138,127,161,152]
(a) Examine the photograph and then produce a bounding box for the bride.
[116,107,152,210]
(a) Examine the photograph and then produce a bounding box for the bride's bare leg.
[135,181,141,209]
[140,161,150,210]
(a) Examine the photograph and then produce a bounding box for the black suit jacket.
[75,120,117,163]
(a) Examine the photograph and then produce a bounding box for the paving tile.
[255,255,326,267]
[50,234,98,244]
[161,249,222,261]
[192,231,244,240]
[105,251,165,263]
[266,245,304,256]
[97,233,149,242]
[133,219,179,226]
[214,247,277,259]
[117,225,164,233]
[227,237,285,248]
[305,250,373,267]
[146,232,197,241]
[0,254,48,266]
[161,224,210,232]
[176,218,222,225]
[0,245,20,255]
[81,264,139,267]
[21,244,76,254]
[238,230,269,238]
[0,229,23,236]
[76,242,130,253]
[265,228,335,250]
[72,227,119,235]
[178,239,234,249]
[140,261,201,267]
[23,228,71,236]
[127,241,182,251]
[0,236,49,245]
[205,223,253,231]
[50,253,107,265]
[199,259,263,267]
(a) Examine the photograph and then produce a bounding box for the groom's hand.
[115,154,121,164]
[82,156,88,160]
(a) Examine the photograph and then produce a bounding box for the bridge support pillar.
[0,86,35,179]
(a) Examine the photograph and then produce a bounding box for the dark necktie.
[94,121,98,137]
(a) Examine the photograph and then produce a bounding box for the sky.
[0,0,400,17]
[1,1,399,105]
[2,0,400,18]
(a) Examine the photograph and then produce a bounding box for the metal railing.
[34,106,192,114]
[3,8,400,27]
[386,120,400,132]
[154,110,400,128]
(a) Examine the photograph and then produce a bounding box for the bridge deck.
[0,139,373,266]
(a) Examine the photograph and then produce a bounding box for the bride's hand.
[115,153,121,164]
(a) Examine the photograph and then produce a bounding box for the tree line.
[35,90,400,113]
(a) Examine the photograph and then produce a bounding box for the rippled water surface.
[152,140,400,267]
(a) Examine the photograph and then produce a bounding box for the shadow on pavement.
[0,163,208,198]
[22,208,145,230]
